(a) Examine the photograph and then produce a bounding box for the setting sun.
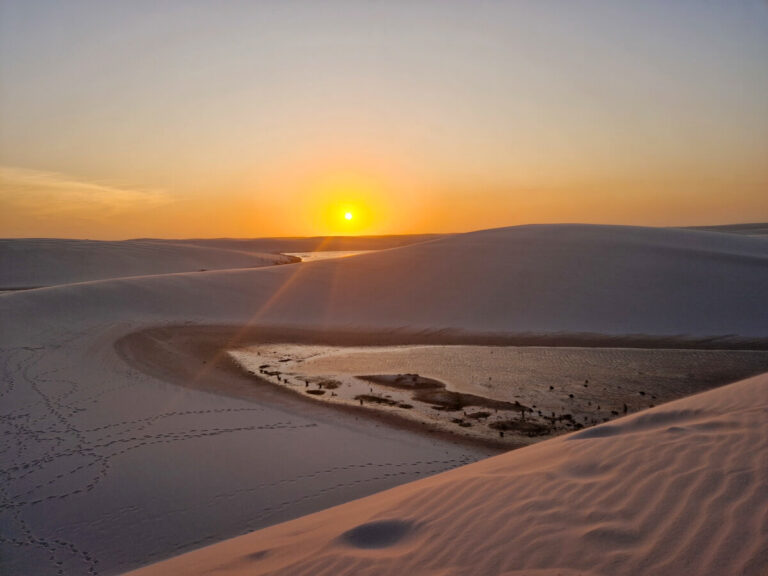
[302,170,392,235]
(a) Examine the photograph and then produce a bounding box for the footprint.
[339,520,416,549]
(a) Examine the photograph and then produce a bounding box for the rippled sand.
[128,371,768,576]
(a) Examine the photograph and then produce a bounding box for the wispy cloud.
[0,166,171,221]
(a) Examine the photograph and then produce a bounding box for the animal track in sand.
[2,337,480,576]
[0,344,322,575]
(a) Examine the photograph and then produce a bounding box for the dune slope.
[3,224,767,338]
[0,238,295,288]
[127,371,768,576]
[0,234,443,289]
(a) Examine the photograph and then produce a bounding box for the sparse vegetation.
[413,388,528,413]
[466,411,492,419]
[355,394,399,406]
[359,373,444,390]
[489,419,550,436]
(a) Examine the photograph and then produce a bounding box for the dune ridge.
[126,370,768,576]
[2,225,767,340]
[0,234,443,289]
[0,238,294,289]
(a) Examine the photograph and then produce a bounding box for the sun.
[344,211,353,221]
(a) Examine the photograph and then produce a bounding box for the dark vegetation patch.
[451,418,472,428]
[413,389,530,412]
[355,394,398,406]
[306,389,326,396]
[360,373,534,414]
[359,373,444,390]
[489,419,551,436]
[466,411,492,419]
[318,380,341,390]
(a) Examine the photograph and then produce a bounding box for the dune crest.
[0,238,294,289]
[3,225,768,339]
[126,371,768,576]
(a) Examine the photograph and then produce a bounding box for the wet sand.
[116,325,517,450]
[116,324,768,449]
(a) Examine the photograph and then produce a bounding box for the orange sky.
[1,2,767,239]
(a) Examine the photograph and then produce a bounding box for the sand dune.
[127,370,768,576]
[146,234,444,254]
[2,224,767,575]
[0,238,294,288]
[687,222,768,237]
[0,234,442,289]
[4,225,767,338]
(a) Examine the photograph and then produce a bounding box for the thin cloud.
[0,165,171,221]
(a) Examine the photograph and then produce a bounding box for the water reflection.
[283,250,373,263]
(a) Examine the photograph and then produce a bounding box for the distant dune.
[2,224,767,575]
[0,238,293,289]
[5,224,766,338]
[214,223,767,338]
[0,234,441,289]
[143,234,445,254]
[685,222,768,237]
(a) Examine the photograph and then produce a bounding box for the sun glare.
[304,170,390,235]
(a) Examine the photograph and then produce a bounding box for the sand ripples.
[134,373,768,576]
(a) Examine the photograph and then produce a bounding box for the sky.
[1,0,767,239]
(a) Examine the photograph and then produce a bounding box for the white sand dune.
[4,224,767,338]
[0,234,441,289]
[147,234,443,254]
[1,224,767,575]
[0,238,293,288]
[127,370,768,576]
